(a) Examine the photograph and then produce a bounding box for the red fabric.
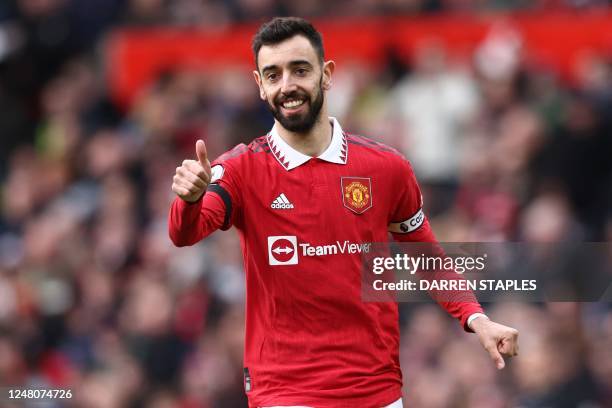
[386,157,484,330]
[169,193,226,246]
[168,135,483,407]
[391,218,484,331]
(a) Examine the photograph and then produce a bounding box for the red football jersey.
[169,118,483,408]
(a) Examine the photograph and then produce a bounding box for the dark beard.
[267,78,324,133]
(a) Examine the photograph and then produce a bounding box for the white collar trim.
[267,117,348,171]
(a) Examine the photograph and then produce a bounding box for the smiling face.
[253,35,334,133]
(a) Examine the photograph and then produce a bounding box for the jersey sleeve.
[388,158,484,331]
[205,157,243,230]
[168,193,226,246]
[168,151,244,247]
[388,158,427,240]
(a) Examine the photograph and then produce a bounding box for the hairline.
[255,33,324,72]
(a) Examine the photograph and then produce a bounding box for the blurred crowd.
[1,1,612,407]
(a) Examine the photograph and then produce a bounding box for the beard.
[266,77,324,133]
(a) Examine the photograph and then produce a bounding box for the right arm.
[168,193,226,246]
[168,139,229,246]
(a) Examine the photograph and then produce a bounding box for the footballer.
[169,17,519,408]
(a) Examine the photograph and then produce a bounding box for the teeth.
[283,100,304,109]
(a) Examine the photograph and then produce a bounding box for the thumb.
[196,139,209,167]
[486,343,505,370]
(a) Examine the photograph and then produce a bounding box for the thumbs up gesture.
[172,140,212,203]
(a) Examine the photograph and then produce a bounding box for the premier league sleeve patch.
[210,164,224,184]
[341,177,373,214]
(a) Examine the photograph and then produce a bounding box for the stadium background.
[0,0,611,407]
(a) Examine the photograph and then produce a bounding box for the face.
[254,35,334,133]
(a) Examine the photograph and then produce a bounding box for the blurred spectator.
[0,3,611,407]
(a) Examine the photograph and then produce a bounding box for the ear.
[322,60,335,91]
[253,70,266,100]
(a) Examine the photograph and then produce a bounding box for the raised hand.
[172,139,212,203]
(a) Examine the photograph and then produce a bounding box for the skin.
[470,316,520,370]
[253,34,335,156]
[171,33,519,370]
[172,139,211,203]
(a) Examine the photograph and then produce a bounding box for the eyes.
[264,67,310,83]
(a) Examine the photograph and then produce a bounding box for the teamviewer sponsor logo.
[268,236,298,265]
[268,236,371,265]
[271,193,294,209]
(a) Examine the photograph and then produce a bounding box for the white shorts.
[263,397,403,408]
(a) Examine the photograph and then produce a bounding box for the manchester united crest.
[341,177,372,214]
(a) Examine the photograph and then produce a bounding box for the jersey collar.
[267,117,348,171]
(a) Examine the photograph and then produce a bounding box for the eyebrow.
[261,60,314,74]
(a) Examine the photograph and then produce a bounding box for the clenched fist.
[172,140,212,203]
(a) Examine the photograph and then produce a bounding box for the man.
[169,17,518,408]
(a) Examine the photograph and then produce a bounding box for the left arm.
[390,157,519,369]
[390,214,485,331]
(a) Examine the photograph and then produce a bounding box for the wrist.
[468,313,489,331]
[181,191,205,204]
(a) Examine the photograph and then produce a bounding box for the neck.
[276,113,332,157]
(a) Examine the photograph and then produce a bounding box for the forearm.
[392,219,484,330]
[168,192,226,246]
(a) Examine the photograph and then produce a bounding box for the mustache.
[275,91,309,104]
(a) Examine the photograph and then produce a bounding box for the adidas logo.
[271,193,294,209]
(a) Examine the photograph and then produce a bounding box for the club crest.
[341,177,372,214]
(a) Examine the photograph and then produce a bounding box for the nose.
[280,74,298,95]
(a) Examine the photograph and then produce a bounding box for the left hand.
[470,317,519,370]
